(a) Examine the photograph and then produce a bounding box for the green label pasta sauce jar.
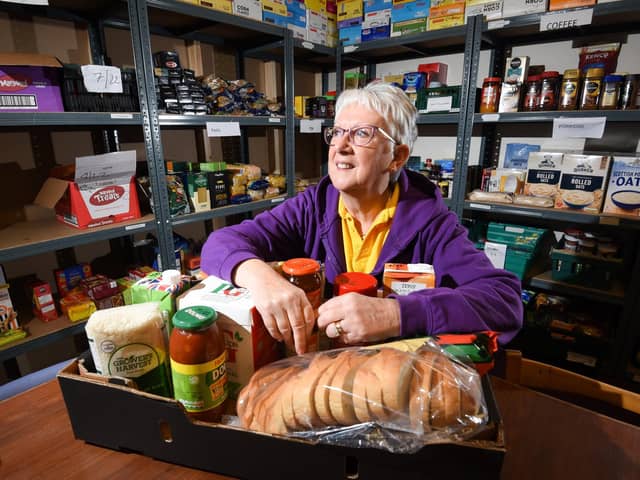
[170,305,228,422]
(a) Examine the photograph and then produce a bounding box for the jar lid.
[172,305,217,330]
[564,228,582,237]
[282,258,321,276]
[624,74,640,80]
[563,69,581,79]
[585,68,604,77]
[604,74,624,82]
[526,75,541,82]
[335,272,378,296]
[484,77,501,83]
[542,71,560,78]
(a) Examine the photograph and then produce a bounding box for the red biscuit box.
[32,151,141,229]
[30,280,58,322]
[80,275,120,301]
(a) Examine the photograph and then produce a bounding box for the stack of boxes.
[153,52,207,115]
[262,0,288,26]
[338,0,363,45]
[465,0,503,21]
[286,0,307,39]
[391,0,429,38]
[181,0,233,13]
[428,0,465,31]
[362,0,392,42]
[306,0,329,45]
[233,0,263,20]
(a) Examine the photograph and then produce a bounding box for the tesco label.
[0,74,29,92]
[540,9,593,32]
[90,186,125,205]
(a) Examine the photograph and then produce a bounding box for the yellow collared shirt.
[338,183,400,273]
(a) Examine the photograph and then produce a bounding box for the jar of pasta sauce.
[282,258,323,309]
[170,305,227,423]
[480,77,501,113]
[334,272,378,297]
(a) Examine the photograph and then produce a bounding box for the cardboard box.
[549,0,596,10]
[556,154,611,213]
[428,13,465,30]
[602,155,640,217]
[465,0,502,21]
[390,17,428,37]
[184,0,234,13]
[177,275,282,399]
[58,359,504,479]
[383,263,436,295]
[391,0,430,23]
[33,150,141,229]
[502,0,547,17]
[233,0,263,20]
[0,53,64,112]
[523,151,563,202]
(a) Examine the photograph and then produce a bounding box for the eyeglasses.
[323,125,397,147]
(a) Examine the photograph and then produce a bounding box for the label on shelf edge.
[268,117,282,123]
[469,202,491,210]
[301,41,315,50]
[206,122,241,137]
[481,113,500,122]
[343,45,359,53]
[271,197,285,203]
[300,119,322,133]
[487,19,509,30]
[540,8,593,33]
[566,351,597,368]
[599,215,620,226]
[125,223,147,231]
[110,113,133,119]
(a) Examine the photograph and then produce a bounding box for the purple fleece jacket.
[201,169,523,344]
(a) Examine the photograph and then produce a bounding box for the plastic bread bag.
[235,341,488,454]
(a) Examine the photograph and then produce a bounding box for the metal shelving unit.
[462,2,640,389]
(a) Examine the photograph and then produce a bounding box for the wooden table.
[0,380,235,479]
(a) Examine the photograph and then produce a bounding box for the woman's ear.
[390,144,411,173]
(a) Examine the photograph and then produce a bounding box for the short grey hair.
[334,81,418,154]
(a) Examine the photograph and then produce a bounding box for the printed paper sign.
[484,241,507,269]
[81,65,123,93]
[206,122,241,137]
[300,119,323,133]
[426,96,453,113]
[540,8,593,32]
[552,117,606,139]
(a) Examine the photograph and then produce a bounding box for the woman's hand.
[234,259,315,355]
[317,293,401,344]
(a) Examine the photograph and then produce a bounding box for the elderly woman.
[201,82,522,354]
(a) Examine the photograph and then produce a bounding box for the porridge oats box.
[603,155,640,217]
[555,153,611,213]
[523,151,564,202]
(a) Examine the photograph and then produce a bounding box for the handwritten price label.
[81,65,123,93]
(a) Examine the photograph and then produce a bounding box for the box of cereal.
[523,151,564,203]
[603,155,640,217]
[556,153,611,213]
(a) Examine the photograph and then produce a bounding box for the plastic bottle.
[480,77,501,113]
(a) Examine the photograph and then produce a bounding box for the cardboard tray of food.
[57,356,505,479]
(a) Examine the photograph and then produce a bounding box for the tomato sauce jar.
[282,258,323,309]
[170,305,227,422]
[334,272,378,297]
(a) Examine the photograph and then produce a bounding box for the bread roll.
[238,347,484,436]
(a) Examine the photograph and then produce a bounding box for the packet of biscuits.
[236,341,488,453]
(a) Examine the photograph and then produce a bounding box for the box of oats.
[555,153,611,213]
[523,151,564,203]
[603,155,640,217]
